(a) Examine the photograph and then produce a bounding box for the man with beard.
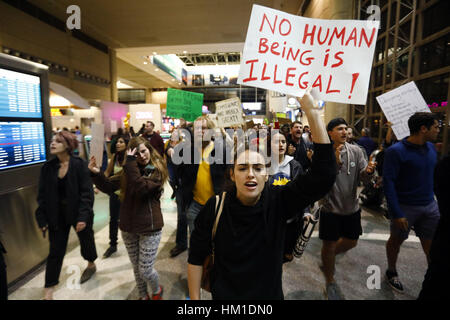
[287,121,311,171]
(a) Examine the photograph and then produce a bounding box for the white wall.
[129,104,162,133]
[51,107,103,132]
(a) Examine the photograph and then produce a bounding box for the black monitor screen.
[0,67,42,118]
[0,122,46,170]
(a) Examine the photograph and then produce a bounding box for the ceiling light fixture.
[183,50,187,54]
[144,61,148,64]
[155,69,159,71]
[153,52,157,55]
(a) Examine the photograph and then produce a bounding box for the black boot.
[103,245,117,258]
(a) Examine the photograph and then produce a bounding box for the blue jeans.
[175,188,188,249]
[186,200,204,238]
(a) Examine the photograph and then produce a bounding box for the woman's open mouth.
[244,181,257,191]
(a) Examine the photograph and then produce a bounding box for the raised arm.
[279,92,336,219]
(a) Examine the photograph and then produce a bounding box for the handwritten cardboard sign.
[238,4,379,105]
[90,123,104,167]
[215,97,245,128]
[166,88,203,122]
[376,81,431,140]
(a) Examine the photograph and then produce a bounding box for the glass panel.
[380,8,388,32]
[375,38,386,62]
[389,2,397,29]
[423,1,450,38]
[395,52,409,81]
[416,73,449,107]
[420,34,450,74]
[374,65,384,87]
[372,91,382,113]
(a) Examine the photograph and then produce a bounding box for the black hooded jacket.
[188,143,336,300]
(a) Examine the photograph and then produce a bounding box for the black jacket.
[287,134,311,171]
[188,143,336,300]
[418,155,450,299]
[35,156,94,230]
[175,132,231,211]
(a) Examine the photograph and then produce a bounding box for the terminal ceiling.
[28,0,306,88]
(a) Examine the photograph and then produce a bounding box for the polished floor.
[9,184,428,300]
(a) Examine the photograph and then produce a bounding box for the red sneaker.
[152,286,163,300]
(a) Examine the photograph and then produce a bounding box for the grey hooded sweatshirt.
[319,142,371,215]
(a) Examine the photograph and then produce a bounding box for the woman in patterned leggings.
[90,137,168,300]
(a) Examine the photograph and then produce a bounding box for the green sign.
[166,88,204,122]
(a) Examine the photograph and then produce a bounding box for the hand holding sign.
[238,5,379,104]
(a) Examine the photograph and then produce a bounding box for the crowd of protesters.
[1,92,446,301]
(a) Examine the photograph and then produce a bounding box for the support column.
[303,0,355,125]
[109,48,118,102]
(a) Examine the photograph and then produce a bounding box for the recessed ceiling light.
[183,51,187,54]
[155,69,159,71]
[153,52,157,55]
[144,61,148,64]
[172,79,175,81]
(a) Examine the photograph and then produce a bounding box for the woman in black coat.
[187,91,336,300]
[35,131,97,300]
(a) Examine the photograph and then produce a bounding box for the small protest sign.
[166,88,203,122]
[215,97,245,128]
[90,123,104,167]
[238,4,379,104]
[376,81,430,140]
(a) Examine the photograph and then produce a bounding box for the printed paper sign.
[215,97,245,128]
[376,81,430,140]
[90,123,104,167]
[238,4,379,105]
[110,120,117,134]
[166,88,203,122]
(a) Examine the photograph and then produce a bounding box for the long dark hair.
[113,135,130,165]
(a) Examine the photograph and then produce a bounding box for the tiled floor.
[8,185,427,300]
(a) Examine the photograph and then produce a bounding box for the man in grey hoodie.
[319,118,376,300]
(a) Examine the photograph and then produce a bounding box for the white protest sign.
[90,123,104,168]
[238,4,379,105]
[215,97,245,128]
[110,120,117,133]
[376,81,430,140]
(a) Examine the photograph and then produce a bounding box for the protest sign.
[166,88,203,122]
[278,117,292,125]
[238,4,379,105]
[376,81,431,140]
[215,97,245,128]
[90,123,104,167]
[245,120,255,130]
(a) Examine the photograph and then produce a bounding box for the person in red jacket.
[141,121,165,156]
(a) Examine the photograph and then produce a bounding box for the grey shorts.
[390,200,440,240]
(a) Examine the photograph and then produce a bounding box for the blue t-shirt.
[383,138,437,218]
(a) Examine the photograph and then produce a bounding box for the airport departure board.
[0,122,46,170]
[0,67,42,118]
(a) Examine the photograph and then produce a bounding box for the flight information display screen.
[0,122,46,170]
[0,68,42,118]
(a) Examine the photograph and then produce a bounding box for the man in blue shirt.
[357,127,377,158]
[383,112,441,294]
